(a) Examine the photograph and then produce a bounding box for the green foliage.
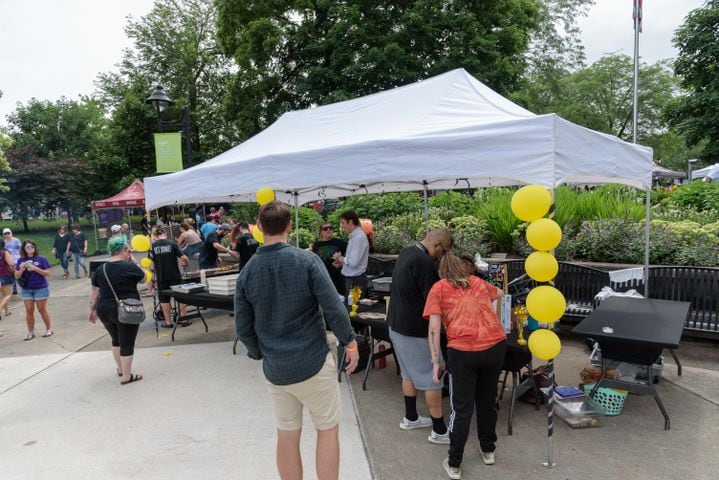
[0,129,11,192]
[664,181,719,211]
[428,191,475,217]
[372,225,415,255]
[216,0,541,139]
[667,0,719,162]
[289,228,315,249]
[447,216,491,257]
[228,203,260,224]
[328,193,424,228]
[292,207,324,235]
[474,188,520,252]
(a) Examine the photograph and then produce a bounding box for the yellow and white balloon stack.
[510,184,564,468]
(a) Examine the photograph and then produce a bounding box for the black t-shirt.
[92,261,145,309]
[386,244,439,337]
[312,238,348,295]
[53,234,71,254]
[199,231,220,269]
[235,232,259,270]
[149,238,183,284]
[69,233,86,253]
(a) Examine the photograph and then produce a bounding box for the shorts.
[389,327,444,391]
[21,287,50,301]
[266,353,341,431]
[157,280,180,303]
[0,276,13,287]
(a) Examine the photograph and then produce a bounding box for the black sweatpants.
[447,340,507,468]
[97,305,140,356]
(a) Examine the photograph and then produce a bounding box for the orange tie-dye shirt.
[423,276,506,352]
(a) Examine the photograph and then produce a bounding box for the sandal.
[24,332,36,341]
[160,323,174,329]
[121,373,143,385]
[42,330,54,338]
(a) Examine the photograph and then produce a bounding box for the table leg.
[669,349,682,377]
[645,364,671,430]
[362,331,375,391]
[508,371,518,436]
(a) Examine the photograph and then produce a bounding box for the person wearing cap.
[149,228,189,328]
[66,224,88,278]
[200,216,218,240]
[2,228,21,294]
[108,224,123,250]
[89,237,145,385]
[199,223,238,269]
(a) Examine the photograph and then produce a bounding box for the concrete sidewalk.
[0,342,372,480]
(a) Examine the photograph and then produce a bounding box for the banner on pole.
[154,133,183,173]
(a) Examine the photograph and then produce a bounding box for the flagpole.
[632,0,641,144]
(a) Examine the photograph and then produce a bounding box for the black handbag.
[17,270,31,288]
[102,264,146,325]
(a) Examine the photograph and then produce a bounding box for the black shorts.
[157,279,180,303]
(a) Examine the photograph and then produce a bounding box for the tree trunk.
[22,214,29,234]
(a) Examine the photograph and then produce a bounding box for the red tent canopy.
[91,179,145,210]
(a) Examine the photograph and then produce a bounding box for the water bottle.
[378,343,386,369]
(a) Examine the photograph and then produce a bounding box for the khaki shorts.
[267,352,341,431]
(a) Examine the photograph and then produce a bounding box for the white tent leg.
[294,192,300,247]
[644,188,651,297]
[423,181,429,235]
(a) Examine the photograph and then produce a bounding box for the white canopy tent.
[691,163,719,181]
[145,68,652,209]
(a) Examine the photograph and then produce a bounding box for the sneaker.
[428,430,450,445]
[442,458,461,479]
[399,416,432,430]
[480,450,495,465]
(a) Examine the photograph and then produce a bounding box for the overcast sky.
[0,0,707,125]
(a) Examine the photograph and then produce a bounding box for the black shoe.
[178,319,193,327]
[160,323,174,329]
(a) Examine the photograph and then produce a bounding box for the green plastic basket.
[582,384,628,416]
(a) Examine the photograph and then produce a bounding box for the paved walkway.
[1,260,718,479]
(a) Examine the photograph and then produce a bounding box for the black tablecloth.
[163,289,234,312]
[572,296,689,365]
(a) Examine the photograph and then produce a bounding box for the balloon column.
[130,235,154,283]
[510,184,566,468]
[252,188,275,244]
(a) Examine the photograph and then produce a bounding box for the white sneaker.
[399,416,432,430]
[442,458,461,479]
[428,430,450,445]
[480,450,495,465]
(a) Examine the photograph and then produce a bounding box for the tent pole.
[127,209,132,235]
[423,181,429,235]
[294,191,300,247]
[644,188,651,297]
[92,210,98,255]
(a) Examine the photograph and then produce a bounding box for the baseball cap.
[219,223,232,231]
[111,224,121,233]
[2,228,11,234]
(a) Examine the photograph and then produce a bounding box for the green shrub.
[474,188,520,252]
[447,216,491,257]
[674,242,719,267]
[372,225,414,254]
[665,181,719,211]
[229,203,260,223]
[328,192,423,227]
[292,207,324,235]
[573,219,644,264]
[288,228,315,249]
[429,191,476,216]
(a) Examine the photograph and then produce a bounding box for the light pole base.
[542,462,556,468]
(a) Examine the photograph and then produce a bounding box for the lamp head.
[145,85,174,114]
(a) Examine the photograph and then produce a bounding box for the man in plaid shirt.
[235,201,359,480]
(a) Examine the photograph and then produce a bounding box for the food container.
[372,277,392,293]
[554,400,602,428]
[207,274,239,295]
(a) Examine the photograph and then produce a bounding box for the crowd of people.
[2,203,506,480]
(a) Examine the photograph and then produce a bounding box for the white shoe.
[442,458,461,479]
[480,450,495,465]
[428,430,450,445]
[399,416,432,430]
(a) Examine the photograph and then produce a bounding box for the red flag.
[633,0,643,33]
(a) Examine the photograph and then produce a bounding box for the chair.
[499,347,540,435]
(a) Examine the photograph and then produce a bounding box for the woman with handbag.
[0,239,15,318]
[14,241,53,340]
[88,237,145,385]
[424,253,507,480]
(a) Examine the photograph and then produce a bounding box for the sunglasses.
[3,232,10,235]
[24,245,35,250]
[321,226,333,231]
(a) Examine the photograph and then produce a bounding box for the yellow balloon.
[511,185,552,222]
[528,329,562,361]
[256,188,275,206]
[143,268,153,283]
[526,285,566,323]
[525,251,558,282]
[140,258,152,268]
[131,235,151,252]
[251,226,264,244]
[526,218,562,251]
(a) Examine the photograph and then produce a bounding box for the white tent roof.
[691,163,719,181]
[145,68,653,209]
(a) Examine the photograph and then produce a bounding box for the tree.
[0,129,10,193]
[96,0,236,172]
[666,0,719,163]
[0,146,93,232]
[216,0,541,140]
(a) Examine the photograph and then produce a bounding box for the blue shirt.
[235,242,355,385]
[200,222,217,239]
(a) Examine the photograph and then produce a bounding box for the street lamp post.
[687,158,698,183]
[145,85,193,168]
